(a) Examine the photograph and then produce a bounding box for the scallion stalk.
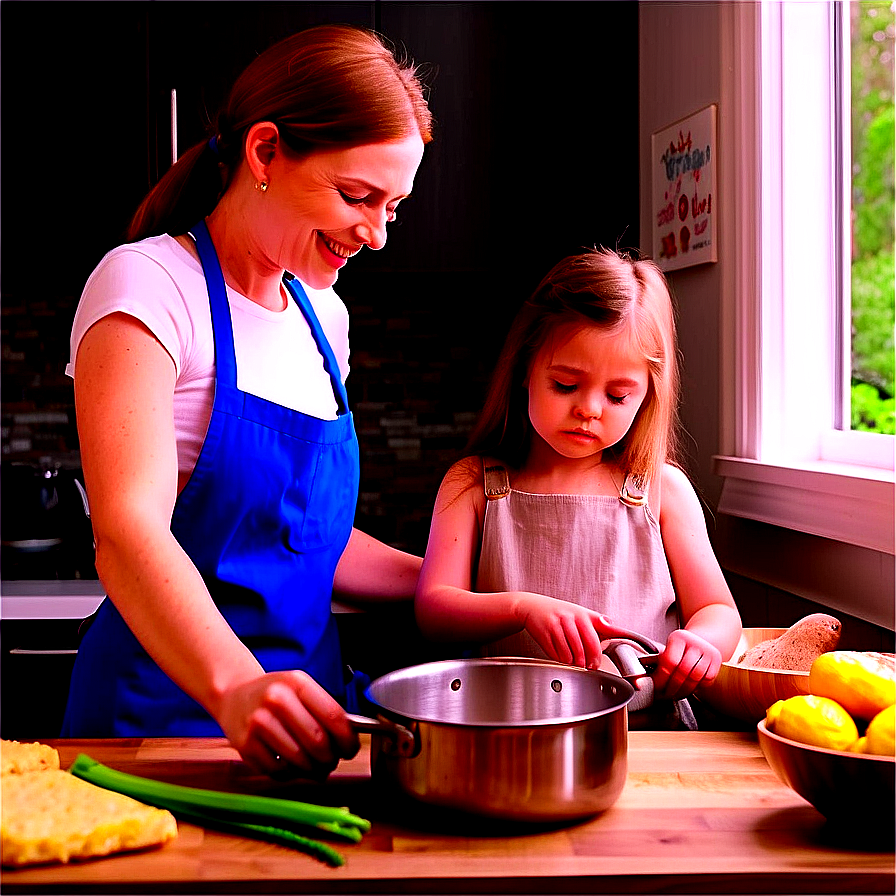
[69,754,370,844]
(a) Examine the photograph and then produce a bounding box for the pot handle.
[346,712,418,758]
[601,640,660,681]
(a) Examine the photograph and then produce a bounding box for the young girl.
[415,248,742,728]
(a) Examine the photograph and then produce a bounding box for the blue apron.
[62,220,360,736]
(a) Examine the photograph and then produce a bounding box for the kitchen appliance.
[349,657,634,822]
[1,460,95,580]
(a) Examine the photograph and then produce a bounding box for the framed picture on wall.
[651,104,717,272]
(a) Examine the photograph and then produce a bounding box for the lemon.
[809,651,896,720]
[766,694,859,751]
[849,736,868,754]
[864,704,896,757]
[766,699,785,729]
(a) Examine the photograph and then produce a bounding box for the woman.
[61,25,433,780]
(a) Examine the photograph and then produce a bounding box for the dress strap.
[481,458,511,500]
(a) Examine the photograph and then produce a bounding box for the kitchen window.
[714,0,895,557]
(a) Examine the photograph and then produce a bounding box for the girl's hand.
[216,671,360,780]
[652,629,722,700]
[515,594,605,670]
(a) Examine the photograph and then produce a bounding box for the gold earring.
[255,180,268,193]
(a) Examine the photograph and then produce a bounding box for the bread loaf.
[1,739,60,776]
[737,614,842,672]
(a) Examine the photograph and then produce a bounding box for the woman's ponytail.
[126,138,226,242]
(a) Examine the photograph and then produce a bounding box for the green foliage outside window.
[850,1,895,433]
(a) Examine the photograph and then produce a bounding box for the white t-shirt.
[67,234,351,477]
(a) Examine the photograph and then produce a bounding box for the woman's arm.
[655,463,743,699]
[332,528,422,602]
[75,313,358,775]
[415,458,610,668]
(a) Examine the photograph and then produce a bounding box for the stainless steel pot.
[349,657,634,822]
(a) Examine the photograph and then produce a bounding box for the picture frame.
[650,104,718,272]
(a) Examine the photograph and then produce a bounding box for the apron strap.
[191,219,237,388]
[283,276,350,416]
[481,457,511,500]
[190,220,349,416]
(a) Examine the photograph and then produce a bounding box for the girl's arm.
[333,529,422,602]
[655,463,743,700]
[415,458,610,669]
[75,313,358,776]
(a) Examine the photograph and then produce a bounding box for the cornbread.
[1,739,60,776]
[1,768,177,867]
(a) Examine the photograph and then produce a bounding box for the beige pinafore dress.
[475,460,697,729]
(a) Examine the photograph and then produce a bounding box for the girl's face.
[260,135,425,289]
[526,321,650,463]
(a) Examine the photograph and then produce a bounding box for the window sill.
[713,455,895,555]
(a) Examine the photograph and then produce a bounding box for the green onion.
[69,754,370,851]
[166,804,347,867]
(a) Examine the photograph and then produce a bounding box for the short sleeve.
[67,246,196,380]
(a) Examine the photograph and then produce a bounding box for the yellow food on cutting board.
[765,695,859,751]
[1,739,60,777]
[808,651,896,721]
[737,614,842,671]
[0,739,177,868]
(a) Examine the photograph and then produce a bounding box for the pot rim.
[364,657,635,728]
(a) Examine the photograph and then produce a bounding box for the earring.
[255,180,268,193]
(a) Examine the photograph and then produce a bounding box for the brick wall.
[0,270,504,565]
[2,294,81,468]
[343,271,508,556]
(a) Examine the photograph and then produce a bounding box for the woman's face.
[261,134,425,289]
[526,321,650,463]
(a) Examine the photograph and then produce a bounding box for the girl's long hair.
[465,248,681,487]
[127,24,433,242]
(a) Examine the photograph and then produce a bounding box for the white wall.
[638,1,725,505]
[638,1,894,634]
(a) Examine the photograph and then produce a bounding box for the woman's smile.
[248,135,424,290]
[319,233,362,266]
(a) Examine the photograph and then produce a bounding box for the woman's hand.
[515,594,607,670]
[651,628,722,701]
[216,671,360,780]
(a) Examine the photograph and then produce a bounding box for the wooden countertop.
[3,732,893,895]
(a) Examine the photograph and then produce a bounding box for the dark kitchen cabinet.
[0,618,82,740]
[1,5,640,735]
[1,2,149,299]
[2,0,640,310]
[0,2,378,302]
[2,2,639,559]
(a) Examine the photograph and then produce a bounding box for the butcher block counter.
[3,732,893,895]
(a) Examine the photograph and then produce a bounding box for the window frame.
[715,0,894,557]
